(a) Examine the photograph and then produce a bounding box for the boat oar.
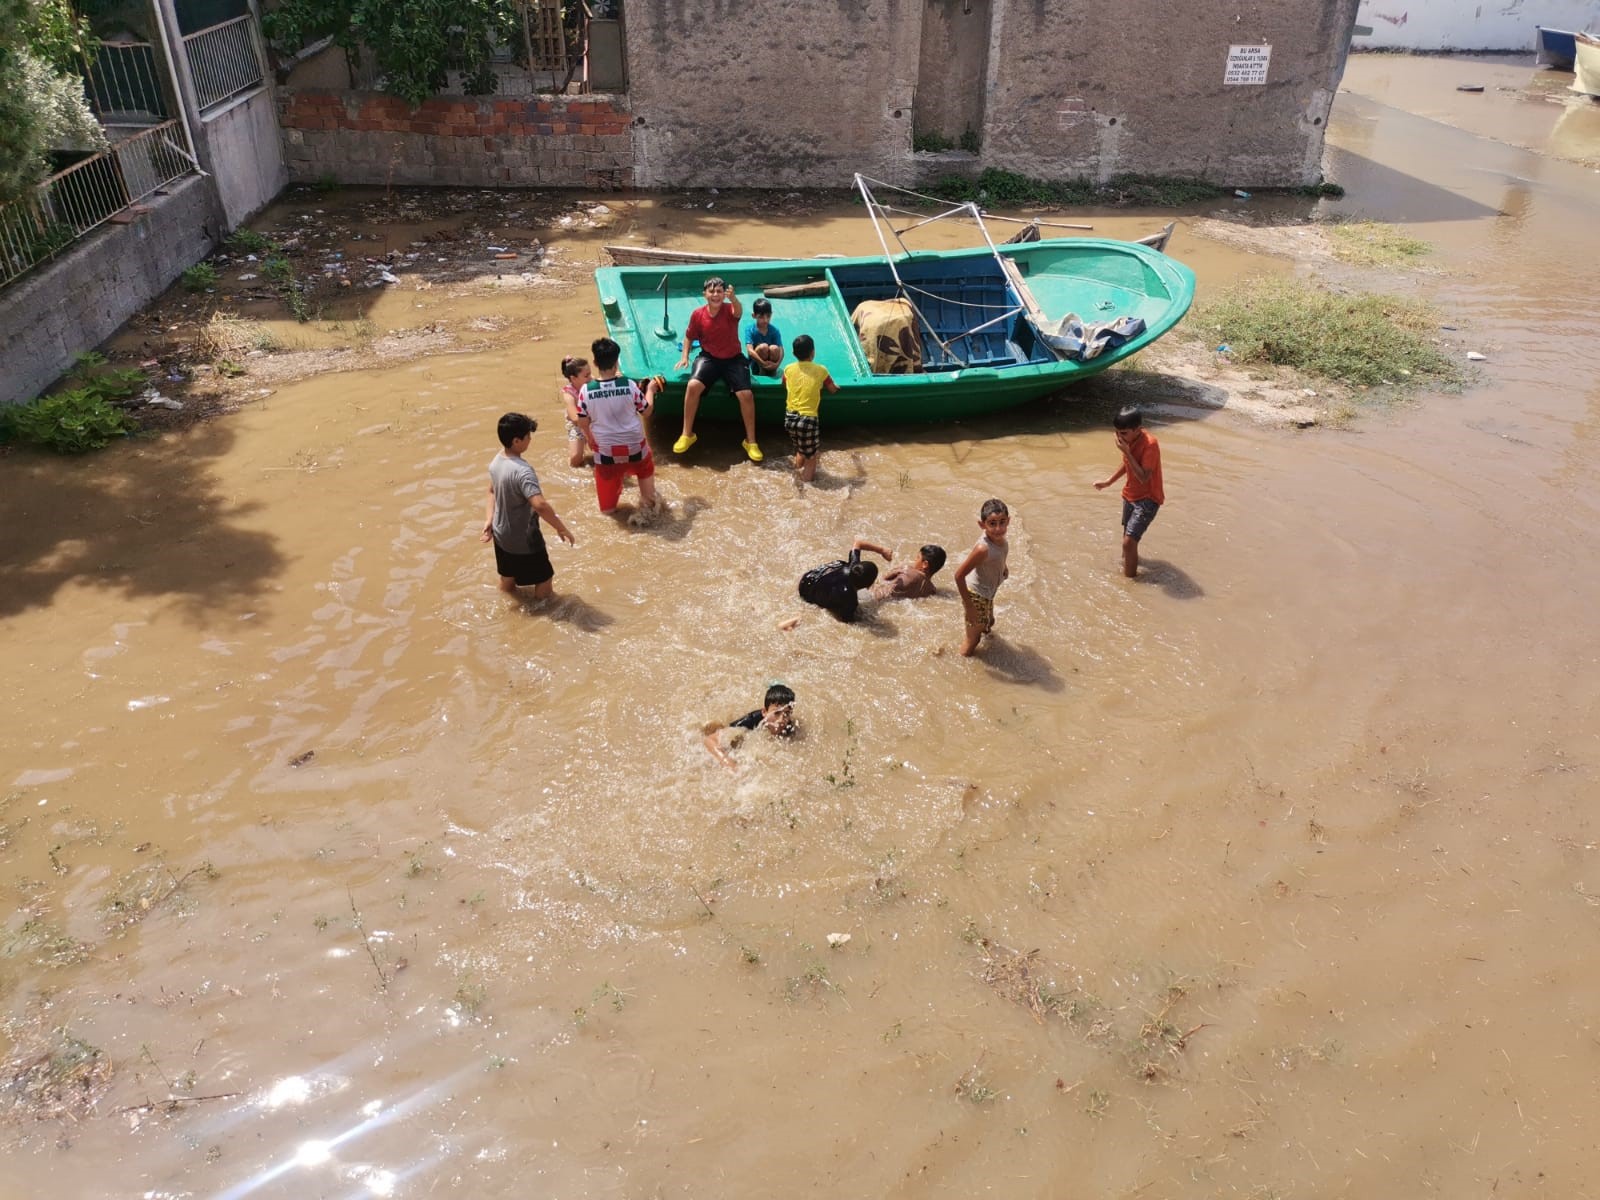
[654,274,675,339]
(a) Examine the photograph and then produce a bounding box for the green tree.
[0,0,105,206]
[263,0,521,107]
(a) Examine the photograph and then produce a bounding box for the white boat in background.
[1574,32,1600,95]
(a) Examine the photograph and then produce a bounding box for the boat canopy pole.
[854,174,973,368]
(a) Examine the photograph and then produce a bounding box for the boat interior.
[829,258,1053,370]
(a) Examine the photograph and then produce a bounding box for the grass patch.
[1195,276,1460,389]
[1328,220,1431,267]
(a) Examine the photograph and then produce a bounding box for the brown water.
[4,59,1600,1198]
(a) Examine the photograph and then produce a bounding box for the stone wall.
[623,0,1358,189]
[276,90,635,188]
[981,0,1360,187]
[200,88,288,228]
[1,176,222,406]
[624,0,924,189]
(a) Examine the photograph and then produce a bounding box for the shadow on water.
[978,637,1065,692]
[524,592,615,631]
[0,422,285,621]
[1137,557,1204,600]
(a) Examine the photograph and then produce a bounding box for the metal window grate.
[82,40,169,125]
[181,14,264,111]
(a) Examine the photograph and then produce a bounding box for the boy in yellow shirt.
[782,334,839,483]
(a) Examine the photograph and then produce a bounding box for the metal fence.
[182,14,264,111]
[82,40,169,127]
[0,121,196,290]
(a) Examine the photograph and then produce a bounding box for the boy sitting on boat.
[672,276,764,462]
[744,298,784,378]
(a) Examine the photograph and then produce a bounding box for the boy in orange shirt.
[1093,405,1164,578]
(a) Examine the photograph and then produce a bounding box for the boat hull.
[1537,26,1578,69]
[595,238,1195,426]
[1575,35,1600,95]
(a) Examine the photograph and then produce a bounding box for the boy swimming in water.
[702,683,797,772]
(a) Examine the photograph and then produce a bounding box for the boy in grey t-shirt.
[481,412,574,598]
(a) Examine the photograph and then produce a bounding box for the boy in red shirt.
[672,276,762,462]
[1094,405,1164,578]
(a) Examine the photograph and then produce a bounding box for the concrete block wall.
[623,0,1357,190]
[623,0,924,189]
[981,0,1360,187]
[276,91,635,188]
[1,176,222,406]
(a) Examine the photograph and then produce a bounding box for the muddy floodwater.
[3,55,1600,1198]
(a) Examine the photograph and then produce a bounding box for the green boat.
[593,176,1197,426]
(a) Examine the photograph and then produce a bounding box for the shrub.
[225,227,274,253]
[182,262,218,291]
[0,388,131,453]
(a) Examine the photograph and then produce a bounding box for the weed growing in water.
[740,944,762,965]
[226,228,275,254]
[1085,1089,1110,1118]
[453,979,488,1019]
[574,980,630,1023]
[825,718,858,789]
[182,262,218,291]
[955,1066,998,1104]
[1195,276,1461,390]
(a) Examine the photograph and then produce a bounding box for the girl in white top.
[560,355,593,468]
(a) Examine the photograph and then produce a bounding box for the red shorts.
[593,449,655,511]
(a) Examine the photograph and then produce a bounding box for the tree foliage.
[0,0,105,206]
[263,0,521,107]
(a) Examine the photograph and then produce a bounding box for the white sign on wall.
[1224,44,1272,85]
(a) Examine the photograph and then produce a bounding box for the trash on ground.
[1467,351,1488,361]
[826,932,852,948]
[1234,189,1251,199]
[1456,84,1485,92]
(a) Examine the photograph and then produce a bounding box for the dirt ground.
[83,182,1396,441]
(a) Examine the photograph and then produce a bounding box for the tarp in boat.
[851,298,923,374]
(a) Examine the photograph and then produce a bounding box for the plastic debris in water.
[1467,351,1488,361]
[1234,189,1251,199]
[826,932,851,948]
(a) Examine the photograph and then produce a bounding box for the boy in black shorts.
[797,537,893,622]
[482,412,575,598]
[673,276,762,462]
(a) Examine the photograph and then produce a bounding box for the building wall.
[276,91,634,188]
[1353,0,1600,51]
[982,0,1357,186]
[201,87,287,226]
[623,0,925,188]
[1,176,222,406]
[622,0,1358,189]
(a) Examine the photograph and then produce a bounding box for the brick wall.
[276,90,634,189]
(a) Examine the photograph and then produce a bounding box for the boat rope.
[877,203,1092,233]
[898,282,1013,311]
